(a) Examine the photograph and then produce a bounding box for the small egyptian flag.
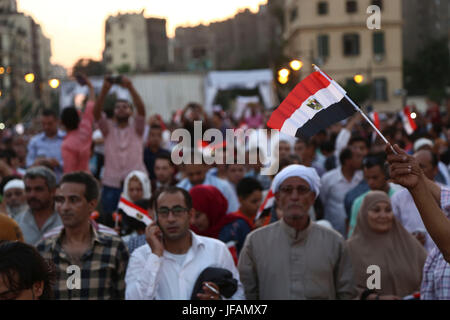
[268,70,356,138]
[369,111,380,130]
[255,189,275,221]
[400,106,417,135]
[118,197,153,226]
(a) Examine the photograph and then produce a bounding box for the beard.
[6,203,29,217]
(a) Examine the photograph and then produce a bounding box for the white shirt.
[320,167,363,236]
[391,188,437,253]
[125,231,245,300]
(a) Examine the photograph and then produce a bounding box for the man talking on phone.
[125,186,245,300]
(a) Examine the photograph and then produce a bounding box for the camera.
[106,75,122,85]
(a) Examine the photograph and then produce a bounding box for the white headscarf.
[271,164,321,198]
[3,179,25,193]
[123,170,151,201]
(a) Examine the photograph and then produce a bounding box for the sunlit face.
[278,141,292,160]
[191,211,209,232]
[239,190,262,216]
[128,177,143,202]
[226,164,245,186]
[41,115,58,137]
[367,201,394,234]
[148,128,162,149]
[184,164,206,186]
[414,150,438,180]
[25,178,54,212]
[154,159,174,184]
[156,191,192,241]
[364,166,387,191]
[114,101,132,122]
[54,183,96,228]
[4,188,27,208]
[275,177,315,222]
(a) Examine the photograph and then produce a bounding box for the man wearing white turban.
[238,164,357,300]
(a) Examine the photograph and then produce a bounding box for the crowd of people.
[0,74,449,300]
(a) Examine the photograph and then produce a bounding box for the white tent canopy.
[204,69,277,113]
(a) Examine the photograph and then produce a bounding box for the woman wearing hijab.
[347,190,427,300]
[189,185,243,263]
[116,170,152,235]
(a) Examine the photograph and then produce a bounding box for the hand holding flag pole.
[312,65,397,155]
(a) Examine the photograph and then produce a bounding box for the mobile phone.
[106,75,122,84]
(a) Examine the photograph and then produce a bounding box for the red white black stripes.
[268,71,356,139]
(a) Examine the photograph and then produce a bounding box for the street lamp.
[354,74,364,84]
[278,68,290,78]
[48,79,60,89]
[0,67,4,75]
[290,60,303,71]
[278,76,289,85]
[24,73,35,83]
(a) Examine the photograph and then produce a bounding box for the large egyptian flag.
[268,70,356,138]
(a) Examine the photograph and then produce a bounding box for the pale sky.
[17,0,267,71]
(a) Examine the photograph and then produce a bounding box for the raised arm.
[94,77,112,121]
[121,76,145,118]
[387,144,450,262]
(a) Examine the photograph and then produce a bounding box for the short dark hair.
[236,177,263,199]
[60,107,80,131]
[339,148,353,166]
[155,152,174,167]
[42,109,58,118]
[0,241,56,300]
[60,172,99,202]
[154,186,192,211]
[24,166,57,191]
[0,149,17,166]
[349,136,369,149]
[362,154,386,170]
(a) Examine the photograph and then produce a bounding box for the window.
[346,0,357,13]
[373,78,388,101]
[318,2,328,15]
[373,32,385,55]
[343,34,360,56]
[371,0,383,11]
[318,35,329,58]
[290,7,298,22]
[122,53,127,59]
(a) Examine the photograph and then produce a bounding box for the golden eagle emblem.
[306,98,324,111]
[136,213,143,220]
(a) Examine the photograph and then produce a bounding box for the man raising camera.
[93,75,148,227]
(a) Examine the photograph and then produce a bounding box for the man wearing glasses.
[238,165,357,300]
[125,186,245,300]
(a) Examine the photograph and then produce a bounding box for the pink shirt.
[97,112,147,188]
[61,101,95,174]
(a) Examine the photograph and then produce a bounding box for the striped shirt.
[420,186,450,300]
[37,222,129,300]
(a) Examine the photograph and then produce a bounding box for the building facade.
[103,11,169,73]
[0,0,52,116]
[284,0,404,111]
[174,4,277,71]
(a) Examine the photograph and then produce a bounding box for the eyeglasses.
[279,185,311,195]
[156,206,188,218]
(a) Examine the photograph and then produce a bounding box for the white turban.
[272,164,321,198]
[3,179,25,193]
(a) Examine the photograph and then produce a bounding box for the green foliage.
[342,82,372,105]
[404,37,450,102]
[72,58,106,77]
[116,64,131,74]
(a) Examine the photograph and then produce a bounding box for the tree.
[342,82,371,106]
[404,37,450,102]
[72,58,106,77]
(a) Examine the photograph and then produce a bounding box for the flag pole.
[312,64,397,154]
